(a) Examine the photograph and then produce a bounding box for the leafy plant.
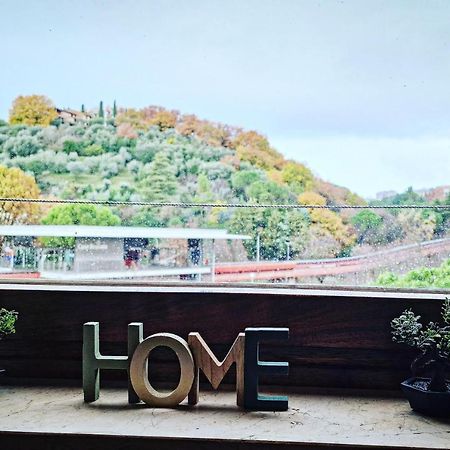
[0,308,18,338]
[378,259,450,289]
[9,95,57,126]
[391,298,450,391]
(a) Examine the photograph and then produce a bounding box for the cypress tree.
[98,101,104,118]
[113,100,117,118]
[140,152,177,201]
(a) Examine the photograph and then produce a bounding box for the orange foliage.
[147,109,178,131]
[9,95,57,126]
[117,123,138,139]
[116,106,179,131]
[230,130,284,170]
[177,114,199,136]
[267,169,284,184]
[115,108,146,129]
[220,154,241,169]
[298,191,355,247]
[315,179,365,206]
[280,161,314,193]
[0,166,41,225]
[177,114,235,147]
[298,191,327,206]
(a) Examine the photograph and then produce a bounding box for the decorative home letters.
[188,331,245,407]
[83,322,289,411]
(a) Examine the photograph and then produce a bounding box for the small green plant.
[391,298,450,392]
[0,308,18,339]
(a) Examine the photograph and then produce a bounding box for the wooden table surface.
[1,386,449,449]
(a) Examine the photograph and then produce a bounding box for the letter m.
[188,332,245,406]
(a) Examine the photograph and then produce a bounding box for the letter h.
[83,322,143,403]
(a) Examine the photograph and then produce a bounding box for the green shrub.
[377,259,450,289]
[0,308,18,338]
[63,140,84,154]
[81,143,104,156]
[391,299,450,391]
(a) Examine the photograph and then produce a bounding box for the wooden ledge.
[0,281,447,300]
[1,386,449,449]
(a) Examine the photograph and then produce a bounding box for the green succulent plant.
[0,308,18,339]
[391,298,450,392]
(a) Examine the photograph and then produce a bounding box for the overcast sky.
[1,0,449,198]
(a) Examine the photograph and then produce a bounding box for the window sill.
[1,386,448,449]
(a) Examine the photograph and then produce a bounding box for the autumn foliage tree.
[280,161,314,194]
[231,130,284,170]
[147,109,178,131]
[0,165,41,225]
[177,114,233,147]
[115,108,146,129]
[298,191,355,251]
[9,95,57,126]
[116,106,179,132]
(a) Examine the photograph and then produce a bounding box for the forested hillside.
[0,95,448,261]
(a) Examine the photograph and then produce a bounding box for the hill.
[0,98,448,261]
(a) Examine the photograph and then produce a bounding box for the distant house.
[376,190,397,201]
[424,185,450,202]
[55,108,93,125]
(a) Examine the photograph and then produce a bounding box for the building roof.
[0,225,250,240]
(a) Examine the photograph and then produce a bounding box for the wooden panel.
[0,284,445,390]
[0,431,427,450]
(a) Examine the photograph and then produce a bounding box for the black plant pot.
[401,377,450,417]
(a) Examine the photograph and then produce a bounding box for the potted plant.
[391,298,450,416]
[0,308,18,375]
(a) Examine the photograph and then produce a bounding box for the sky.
[1,0,449,198]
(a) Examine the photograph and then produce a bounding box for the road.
[214,238,450,282]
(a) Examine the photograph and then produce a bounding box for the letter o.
[130,333,194,407]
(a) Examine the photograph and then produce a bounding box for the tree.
[81,143,104,156]
[397,210,436,243]
[195,173,214,202]
[98,101,104,118]
[113,100,117,118]
[229,208,309,261]
[391,187,426,206]
[62,140,84,155]
[148,110,177,131]
[139,152,177,201]
[231,130,284,170]
[116,108,146,129]
[247,180,290,204]
[0,166,41,225]
[281,161,314,194]
[81,104,85,113]
[351,210,383,244]
[315,178,365,207]
[3,135,42,158]
[117,123,138,139]
[231,169,264,200]
[9,95,57,126]
[190,173,215,226]
[298,191,356,251]
[298,191,327,207]
[41,204,121,248]
[125,207,167,227]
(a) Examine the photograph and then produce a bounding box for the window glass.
[0,2,449,291]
